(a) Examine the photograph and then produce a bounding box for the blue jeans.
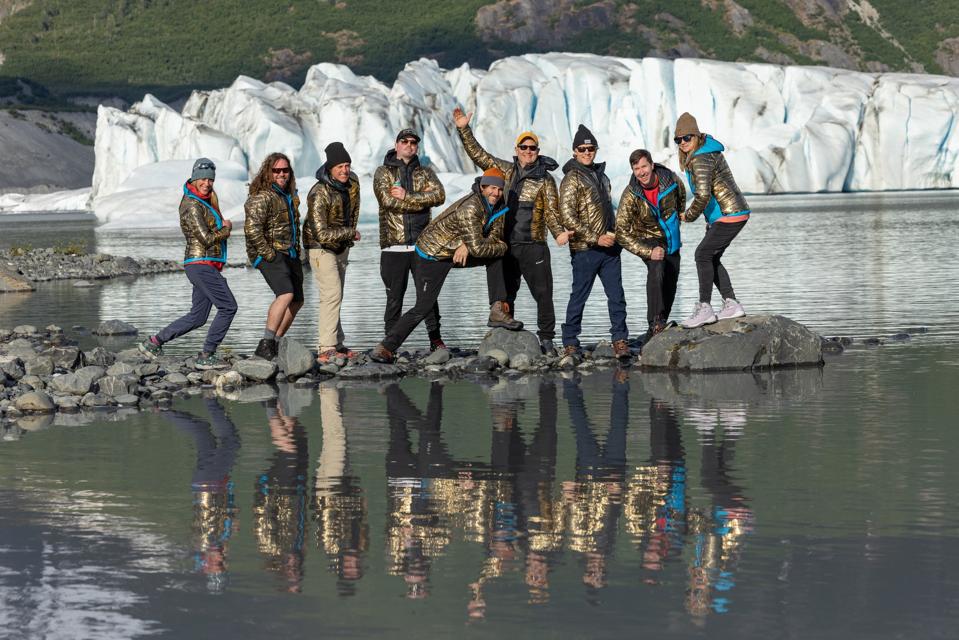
[156,264,237,354]
[561,247,628,347]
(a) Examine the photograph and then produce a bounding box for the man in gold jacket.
[453,108,568,355]
[374,128,447,351]
[244,152,302,360]
[370,168,518,363]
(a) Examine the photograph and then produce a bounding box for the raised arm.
[456,120,512,174]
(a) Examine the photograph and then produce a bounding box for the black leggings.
[694,220,746,304]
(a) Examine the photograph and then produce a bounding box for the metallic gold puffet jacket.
[374,151,445,249]
[615,165,686,259]
[243,186,301,265]
[414,182,508,261]
[682,135,750,224]
[558,159,616,252]
[303,169,360,253]
[180,188,229,264]
[457,125,562,243]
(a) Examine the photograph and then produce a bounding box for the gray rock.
[5,338,37,359]
[186,372,204,385]
[463,356,498,373]
[48,366,107,395]
[73,280,96,287]
[106,361,136,377]
[214,370,244,390]
[510,353,533,370]
[318,363,341,376]
[423,348,451,365]
[24,356,54,377]
[114,394,140,406]
[41,346,82,370]
[164,372,189,385]
[81,392,114,407]
[201,369,220,384]
[136,363,160,377]
[116,348,147,364]
[53,395,80,411]
[485,348,510,367]
[45,324,63,334]
[97,375,136,397]
[234,359,278,382]
[0,268,35,293]
[20,375,44,390]
[1,358,24,380]
[591,341,614,359]
[276,338,314,378]
[12,324,37,335]
[85,346,117,367]
[15,391,55,413]
[478,328,542,363]
[337,363,404,379]
[93,319,138,336]
[641,315,823,371]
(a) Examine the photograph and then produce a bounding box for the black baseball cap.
[395,128,421,142]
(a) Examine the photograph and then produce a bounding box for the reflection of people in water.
[312,384,368,595]
[625,397,687,583]
[253,399,309,593]
[384,382,454,600]
[165,397,240,593]
[563,370,630,594]
[686,421,754,619]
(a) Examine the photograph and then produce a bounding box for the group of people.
[139,111,751,367]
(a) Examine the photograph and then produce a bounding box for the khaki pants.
[309,247,349,351]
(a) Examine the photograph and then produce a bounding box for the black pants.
[383,254,506,352]
[641,252,681,328]
[504,242,555,340]
[694,220,746,303]
[380,251,441,337]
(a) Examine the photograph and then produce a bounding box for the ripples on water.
[0,193,958,638]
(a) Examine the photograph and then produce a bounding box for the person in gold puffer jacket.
[304,142,362,364]
[675,112,751,329]
[454,108,566,355]
[370,168,519,363]
[244,152,303,360]
[139,158,236,369]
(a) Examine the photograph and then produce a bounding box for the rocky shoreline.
[0,248,182,291]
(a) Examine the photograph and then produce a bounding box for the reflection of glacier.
[92,53,959,227]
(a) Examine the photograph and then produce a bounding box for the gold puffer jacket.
[457,125,562,243]
[374,150,445,248]
[414,181,508,261]
[180,185,229,264]
[303,169,360,253]
[682,135,749,223]
[558,159,616,252]
[615,165,686,259]
[243,186,301,266]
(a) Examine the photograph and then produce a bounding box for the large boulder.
[41,346,83,370]
[15,391,55,413]
[478,328,542,363]
[97,375,137,397]
[0,268,35,293]
[48,366,107,395]
[277,338,314,378]
[93,320,139,336]
[234,359,278,382]
[641,315,823,371]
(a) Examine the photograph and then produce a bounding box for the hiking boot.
[540,338,557,357]
[138,336,162,360]
[316,349,339,365]
[612,339,632,361]
[487,301,524,331]
[717,298,746,320]
[429,337,448,352]
[336,346,359,360]
[681,302,718,329]
[562,344,582,362]
[194,351,227,370]
[369,343,395,364]
[254,337,278,360]
[651,318,668,336]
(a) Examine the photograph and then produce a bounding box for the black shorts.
[258,252,304,302]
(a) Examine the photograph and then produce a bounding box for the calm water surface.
[0,193,958,638]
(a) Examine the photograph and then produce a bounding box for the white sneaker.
[682,302,718,329]
[717,298,746,320]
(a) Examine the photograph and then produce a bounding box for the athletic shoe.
[540,338,557,357]
[254,338,278,360]
[429,338,448,352]
[681,303,718,329]
[336,347,359,360]
[316,349,339,365]
[717,298,746,320]
[138,337,162,359]
[369,343,395,364]
[195,352,227,370]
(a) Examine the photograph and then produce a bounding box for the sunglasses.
[576,146,597,153]
[195,162,214,171]
[271,167,291,174]
[398,138,419,146]
[516,144,539,151]
[674,135,695,144]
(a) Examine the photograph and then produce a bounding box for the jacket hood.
[692,134,725,157]
[628,163,671,195]
[562,158,605,176]
[315,165,358,191]
[516,155,559,177]
[383,149,421,169]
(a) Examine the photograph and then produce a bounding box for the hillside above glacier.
[90,53,959,227]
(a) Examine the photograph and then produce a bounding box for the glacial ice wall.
[91,53,959,226]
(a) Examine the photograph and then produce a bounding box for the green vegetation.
[8,243,33,256]
[53,241,87,255]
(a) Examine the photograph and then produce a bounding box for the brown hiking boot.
[612,339,632,361]
[563,344,582,361]
[369,343,395,364]
[487,301,524,331]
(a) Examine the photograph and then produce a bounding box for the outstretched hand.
[453,107,473,128]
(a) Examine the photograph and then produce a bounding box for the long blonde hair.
[678,133,706,172]
[249,152,297,195]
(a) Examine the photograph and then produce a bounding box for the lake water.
[0,192,958,638]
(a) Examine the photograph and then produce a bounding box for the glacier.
[88,53,959,227]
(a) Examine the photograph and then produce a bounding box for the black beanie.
[323,142,352,171]
[572,124,598,149]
